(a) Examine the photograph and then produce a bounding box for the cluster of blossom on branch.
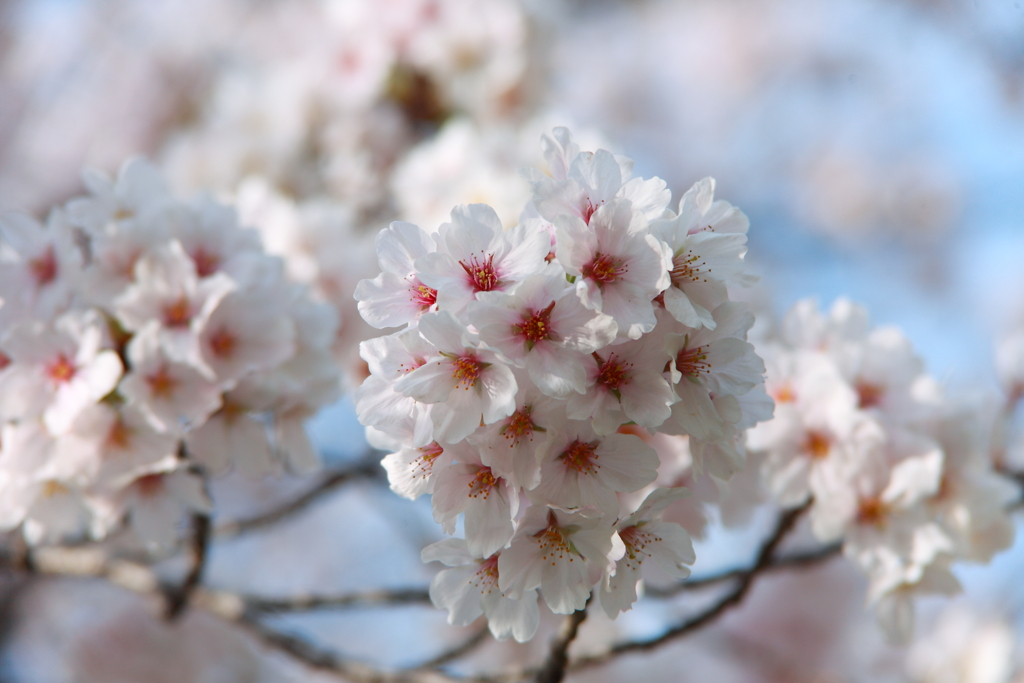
[748,298,1017,641]
[0,160,339,549]
[355,128,773,641]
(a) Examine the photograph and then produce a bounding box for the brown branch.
[0,546,462,683]
[415,624,491,669]
[570,502,811,671]
[246,587,431,612]
[645,541,842,597]
[534,604,589,683]
[164,512,211,619]
[214,457,380,538]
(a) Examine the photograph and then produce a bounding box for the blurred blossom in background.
[1,0,1023,681]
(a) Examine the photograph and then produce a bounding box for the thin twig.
[215,457,380,538]
[570,502,811,671]
[236,610,461,683]
[534,603,589,683]
[0,546,462,683]
[246,587,431,612]
[415,625,491,669]
[164,512,211,619]
[645,541,842,597]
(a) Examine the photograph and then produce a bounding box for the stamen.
[514,301,556,346]
[46,354,76,384]
[146,365,179,398]
[676,343,711,378]
[560,439,600,475]
[856,497,888,527]
[803,430,831,459]
[594,352,631,394]
[163,296,192,328]
[581,252,624,286]
[856,381,884,409]
[135,473,166,497]
[619,525,663,570]
[413,442,444,479]
[451,355,483,389]
[467,467,498,499]
[191,247,221,278]
[501,407,541,446]
[408,278,437,307]
[208,328,237,358]
[459,253,502,292]
[29,246,58,287]
[669,250,710,288]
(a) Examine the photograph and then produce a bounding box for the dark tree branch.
[164,512,211,619]
[570,502,811,671]
[415,625,491,669]
[246,587,431,612]
[534,603,589,683]
[646,541,842,597]
[214,457,381,538]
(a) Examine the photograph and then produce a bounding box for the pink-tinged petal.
[483,588,540,643]
[421,537,475,567]
[497,537,544,599]
[477,363,518,425]
[430,565,485,626]
[663,379,726,442]
[594,434,659,493]
[355,273,431,329]
[619,371,674,428]
[599,281,657,339]
[430,393,486,444]
[376,221,433,275]
[569,149,622,205]
[618,176,671,221]
[526,346,585,399]
[394,360,459,404]
[416,310,472,353]
[465,487,516,557]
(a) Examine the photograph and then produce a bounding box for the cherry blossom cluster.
[355,128,772,641]
[747,298,1017,642]
[0,160,339,549]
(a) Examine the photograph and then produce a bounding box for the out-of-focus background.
[1,0,1023,681]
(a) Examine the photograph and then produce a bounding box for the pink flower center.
[0,351,10,370]
[560,439,600,475]
[513,301,556,345]
[29,246,58,287]
[467,467,498,499]
[470,554,500,592]
[459,253,502,292]
[803,430,832,460]
[594,352,631,393]
[163,296,193,328]
[533,515,574,564]
[619,525,662,569]
[501,407,539,446]
[581,252,624,285]
[670,251,706,288]
[46,354,76,384]
[451,355,484,389]
[676,344,711,378]
[856,381,884,409]
[191,247,221,278]
[208,328,237,358]
[408,278,438,308]
[106,418,133,450]
[146,365,179,398]
[135,473,166,497]
[413,442,444,479]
